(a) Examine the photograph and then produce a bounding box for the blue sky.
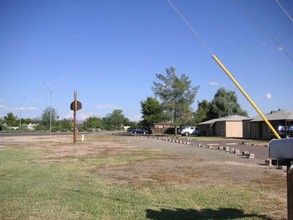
[1,0,292,121]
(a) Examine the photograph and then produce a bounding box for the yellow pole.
[212,54,281,139]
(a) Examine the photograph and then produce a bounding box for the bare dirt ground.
[0,133,287,187]
[0,133,287,218]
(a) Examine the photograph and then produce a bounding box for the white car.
[180,126,201,136]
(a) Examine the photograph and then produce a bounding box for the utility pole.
[19,96,27,132]
[71,90,82,144]
[73,91,77,143]
[49,90,52,135]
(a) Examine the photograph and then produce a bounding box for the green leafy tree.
[152,67,199,134]
[194,99,211,123]
[208,88,248,119]
[58,119,72,132]
[103,109,129,130]
[140,97,165,127]
[81,117,104,131]
[40,106,58,130]
[4,112,18,126]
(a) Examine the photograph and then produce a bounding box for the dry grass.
[0,134,287,219]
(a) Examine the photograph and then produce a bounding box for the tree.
[40,106,58,130]
[103,109,129,130]
[194,99,210,123]
[81,117,104,132]
[208,88,248,119]
[58,119,72,132]
[140,97,165,127]
[152,67,199,134]
[4,112,18,126]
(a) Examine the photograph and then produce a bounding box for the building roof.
[197,115,249,125]
[249,110,293,122]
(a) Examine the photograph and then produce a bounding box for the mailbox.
[269,138,293,219]
[269,138,293,159]
[269,138,293,166]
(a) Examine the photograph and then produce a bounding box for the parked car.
[277,125,293,137]
[127,127,149,134]
[180,126,201,136]
[278,125,286,136]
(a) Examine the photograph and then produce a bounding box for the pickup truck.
[180,126,201,136]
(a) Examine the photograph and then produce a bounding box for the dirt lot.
[0,133,287,187]
[0,133,288,219]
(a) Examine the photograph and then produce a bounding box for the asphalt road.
[186,139,270,160]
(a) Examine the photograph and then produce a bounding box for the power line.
[275,0,293,23]
[165,0,282,139]
[236,0,293,61]
[166,0,214,55]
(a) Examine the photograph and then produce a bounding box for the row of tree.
[140,67,247,133]
[1,66,248,132]
[0,108,137,132]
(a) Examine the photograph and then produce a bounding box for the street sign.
[70,101,82,111]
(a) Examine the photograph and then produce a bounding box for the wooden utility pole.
[70,90,82,144]
[73,90,77,143]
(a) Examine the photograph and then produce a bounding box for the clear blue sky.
[1,0,292,121]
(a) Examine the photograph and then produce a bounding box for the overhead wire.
[166,0,214,55]
[235,0,293,62]
[165,0,282,139]
[275,0,293,23]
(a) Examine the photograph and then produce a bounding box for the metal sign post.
[70,90,82,144]
[288,162,293,219]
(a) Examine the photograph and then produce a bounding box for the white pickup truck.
[180,126,201,136]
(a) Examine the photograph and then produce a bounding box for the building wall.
[242,120,251,139]
[197,124,213,136]
[151,124,175,134]
[199,121,244,138]
[214,121,225,137]
[250,122,260,139]
[249,121,282,140]
[225,121,243,138]
[213,121,243,138]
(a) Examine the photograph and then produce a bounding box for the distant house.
[197,115,249,138]
[26,123,38,131]
[243,109,293,140]
[151,123,175,135]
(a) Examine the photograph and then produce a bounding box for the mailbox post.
[269,138,293,219]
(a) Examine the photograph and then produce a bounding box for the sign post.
[269,139,293,220]
[70,90,82,144]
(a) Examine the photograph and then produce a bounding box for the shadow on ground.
[145,208,273,220]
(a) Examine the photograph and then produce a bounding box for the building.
[243,110,293,140]
[197,115,249,138]
[151,123,175,135]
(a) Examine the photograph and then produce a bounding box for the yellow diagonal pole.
[212,54,281,139]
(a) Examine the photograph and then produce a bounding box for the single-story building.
[197,115,249,138]
[151,123,175,135]
[243,109,293,140]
